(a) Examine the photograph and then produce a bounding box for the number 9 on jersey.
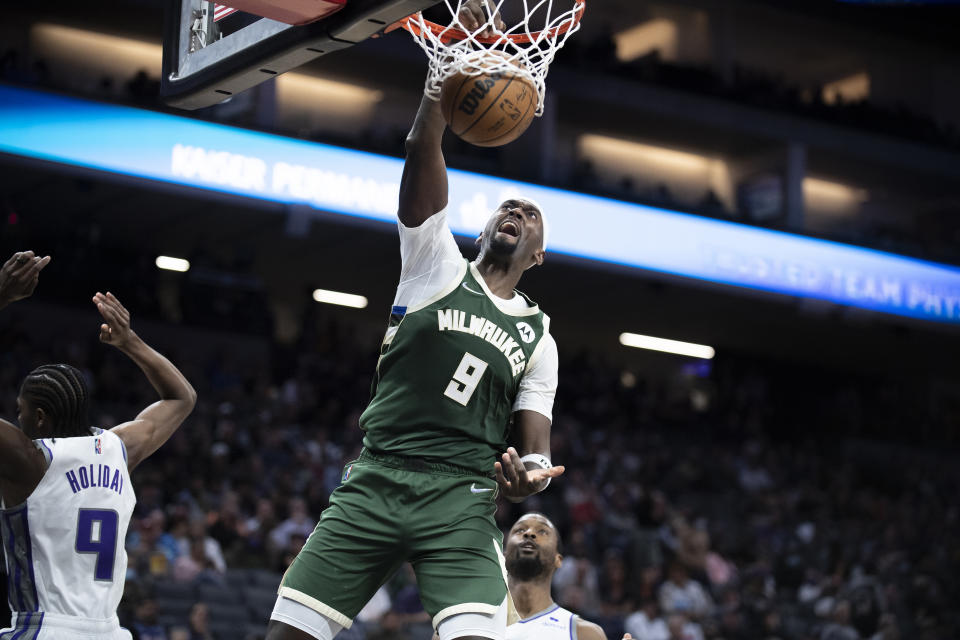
[444,352,489,406]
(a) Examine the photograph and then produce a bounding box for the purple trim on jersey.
[38,441,52,464]
[2,512,24,612]
[27,613,43,640]
[1,513,15,611]
[7,612,30,640]
[517,604,561,623]
[18,508,39,612]
[0,611,36,639]
[0,505,39,613]
[569,614,575,640]
[13,613,30,640]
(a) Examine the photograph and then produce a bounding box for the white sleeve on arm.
[512,333,558,421]
[395,208,465,308]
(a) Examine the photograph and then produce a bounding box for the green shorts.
[278,449,508,629]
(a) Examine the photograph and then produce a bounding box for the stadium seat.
[211,602,248,619]
[152,579,198,601]
[247,569,283,590]
[209,618,252,639]
[157,613,185,629]
[225,567,254,585]
[199,582,244,605]
[242,585,279,621]
[156,597,193,620]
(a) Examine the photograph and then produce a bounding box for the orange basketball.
[440,53,538,147]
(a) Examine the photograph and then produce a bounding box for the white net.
[402,0,585,116]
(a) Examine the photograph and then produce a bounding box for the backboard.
[162,0,441,110]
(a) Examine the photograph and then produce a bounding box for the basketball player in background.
[504,513,607,640]
[0,250,197,639]
[266,3,562,640]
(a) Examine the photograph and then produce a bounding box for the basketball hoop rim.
[400,0,585,45]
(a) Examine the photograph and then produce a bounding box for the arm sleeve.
[511,333,558,422]
[394,208,465,308]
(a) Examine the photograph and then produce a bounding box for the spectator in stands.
[242,497,279,565]
[821,600,860,640]
[127,509,179,579]
[665,613,703,640]
[372,566,431,640]
[185,602,215,640]
[169,523,225,583]
[341,586,392,640]
[598,549,634,616]
[3,280,958,639]
[631,490,668,571]
[624,599,669,640]
[658,560,714,622]
[553,526,602,617]
[267,496,315,555]
[130,598,167,640]
[276,532,307,574]
[207,491,246,565]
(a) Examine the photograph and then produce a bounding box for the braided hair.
[19,364,91,438]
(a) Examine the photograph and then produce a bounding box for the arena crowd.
[1,301,956,640]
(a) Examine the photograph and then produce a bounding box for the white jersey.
[507,604,579,640]
[0,428,135,637]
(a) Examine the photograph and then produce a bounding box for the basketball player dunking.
[266,4,563,639]
[0,250,197,639]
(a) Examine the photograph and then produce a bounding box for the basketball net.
[401,0,585,116]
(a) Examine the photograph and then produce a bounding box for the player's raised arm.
[398,91,448,228]
[100,292,197,471]
[398,0,506,229]
[0,251,53,497]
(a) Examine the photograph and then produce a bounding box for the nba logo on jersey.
[95,437,102,454]
[342,464,353,482]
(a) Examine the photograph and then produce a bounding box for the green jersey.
[360,260,551,473]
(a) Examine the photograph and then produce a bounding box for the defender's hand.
[495,447,565,502]
[93,292,136,349]
[0,251,51,308]
[458,0,506,38]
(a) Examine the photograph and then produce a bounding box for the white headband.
[522,197,548,253]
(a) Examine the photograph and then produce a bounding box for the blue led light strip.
[2,84,959,323]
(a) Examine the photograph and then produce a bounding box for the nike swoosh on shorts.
[470,483,493,493]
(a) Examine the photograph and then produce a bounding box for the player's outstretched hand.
[0,251,51,309]
[495,446,565,502]
[93,292,137,349]
[458,0,506,38]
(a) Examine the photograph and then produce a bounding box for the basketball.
[440,52,538,147]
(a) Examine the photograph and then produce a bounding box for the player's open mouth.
[519,541,537,551]
[498,220,520,237]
